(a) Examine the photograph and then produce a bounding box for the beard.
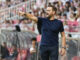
[46,15,53,20]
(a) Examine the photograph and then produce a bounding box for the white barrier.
[0,0,36,21]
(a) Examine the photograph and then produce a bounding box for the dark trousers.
[40,45,59,60]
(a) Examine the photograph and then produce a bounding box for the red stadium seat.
[72,56,80,60]
[16,49,27,60]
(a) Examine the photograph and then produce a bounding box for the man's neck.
[49,16,55,21]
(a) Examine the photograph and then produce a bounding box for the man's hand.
[18,11,25,16]
[60,48,66,56]
[60,32,66,56]
[18,11,38,23]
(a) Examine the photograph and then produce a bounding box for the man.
[5,45,18,60]
[30,37,38,60]
[1,42,9,59]
[10,45,18,60]
[30,37,37,54]
[19,5,66,60]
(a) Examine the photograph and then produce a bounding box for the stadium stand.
[0,0,80,60]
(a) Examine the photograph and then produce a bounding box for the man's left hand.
[60,48,66,56]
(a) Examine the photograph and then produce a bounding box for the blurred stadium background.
[0,0,80,60]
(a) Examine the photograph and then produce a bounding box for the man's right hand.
[18,11,25,16]
[18,11,38,23]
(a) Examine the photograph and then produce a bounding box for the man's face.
[32,40,36,44]
[46,7,55,18]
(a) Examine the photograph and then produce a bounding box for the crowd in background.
[0,0,27,9]
[0,42,18,60]
[33,0,80,32]
[0,0,80,60]
[0,19,35,31]
[0,0,80,33]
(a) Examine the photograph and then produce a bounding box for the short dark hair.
[48,5,57,13]
[31,37,37,41]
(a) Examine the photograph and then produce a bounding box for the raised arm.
[19,11,38,23]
